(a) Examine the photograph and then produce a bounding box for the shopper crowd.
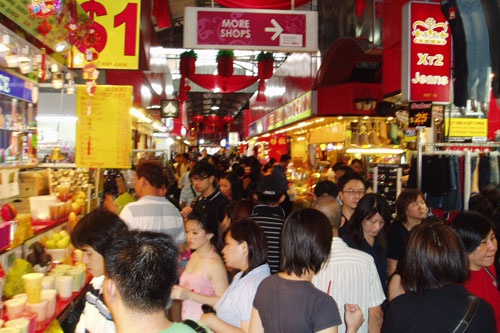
[71,150,500,333]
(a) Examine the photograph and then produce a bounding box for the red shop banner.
[401,2,452,104]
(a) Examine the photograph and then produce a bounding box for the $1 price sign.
[74,0,141,69]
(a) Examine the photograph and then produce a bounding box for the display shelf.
[0,164,39,170]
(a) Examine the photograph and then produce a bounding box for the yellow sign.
[76,85,132,168]
[445,118,488,138]
[73,0,141,69]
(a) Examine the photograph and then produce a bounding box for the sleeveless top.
[179,247,217,320]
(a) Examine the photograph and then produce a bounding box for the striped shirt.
[75,276,115,333]
[120,195,186,244]
[250,205,285,274]
[312,237,386,333]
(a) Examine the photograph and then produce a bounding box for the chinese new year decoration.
[256,52,274,102]
[216,50,235,78]
[223,115,234,131]
[193,114,205,131]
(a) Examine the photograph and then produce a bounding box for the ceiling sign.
[184,7,318,52]
[401,2,452,104]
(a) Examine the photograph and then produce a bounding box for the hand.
[345,303,364,332]
[200,312,217,328]
[170,285,190,300]
[102,194,118,214]
[181,206,193,219]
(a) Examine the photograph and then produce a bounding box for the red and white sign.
[184,7,318,52]
[402,2,452,104]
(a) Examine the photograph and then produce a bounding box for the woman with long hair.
[200,219,270,332]
[171,210,228,320]
[383,223,496,332]
[386,189,427,276]
[343,193,391,291]
[219,172,244,202]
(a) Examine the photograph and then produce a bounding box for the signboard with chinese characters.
[76,85,132,168]
[73,0,141,69]
[184,7,318,52]
[444,118,488,142]
[402,2,452,104]
[409,101,432,128]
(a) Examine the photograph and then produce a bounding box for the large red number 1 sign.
[76,0,141,69]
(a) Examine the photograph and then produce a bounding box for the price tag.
[74,0,141,69]
[409,101,432,128]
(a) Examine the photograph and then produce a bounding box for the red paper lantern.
[206,114,221,131]
[217,56,234,78]
[223,115,234,125]
[193,114,205,124]
[180,56,196,77]
[258,58,274,80]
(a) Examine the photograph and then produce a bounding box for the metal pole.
[416,132,422,191]
[292,0,295,9]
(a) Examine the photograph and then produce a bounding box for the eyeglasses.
[343,189,365,196]
[191,176,208,183]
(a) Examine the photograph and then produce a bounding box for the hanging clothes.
[479,154,491,191]
[422,155,452,196]
[427,155,463,211]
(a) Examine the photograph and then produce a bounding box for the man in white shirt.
[312,195,385,333]
[120,161,186,247]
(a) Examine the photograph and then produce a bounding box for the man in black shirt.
[181,161,228,223]
[250,175,286,274]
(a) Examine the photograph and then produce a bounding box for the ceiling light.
[211,105,219,110]
[199,139,205,144]
[130,108,152,123]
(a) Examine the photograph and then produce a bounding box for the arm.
[201,313,248,333]
[387,273,405,302]
[249,307,264,333]
[387,259,398,277]
[368,305,383,333]
[345,304,364,333]
[171,285,222,307]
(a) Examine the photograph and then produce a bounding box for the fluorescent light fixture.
[152,122,167,132]
[151,83,163,95]
[346,148,405,154]
[211,105,219,110]
[130,108,152,123]
[36,115,78,121]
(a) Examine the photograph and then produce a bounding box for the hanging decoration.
[37,20,53,36]
[223,115,234,131]
[193,114,205,131]
[39,48,47,82]
[256,52,275,102]
[27,0,61,19]
[82,63,100,96]
[216,50,235,79]
[179,51,197,102]
[206,114,221,131]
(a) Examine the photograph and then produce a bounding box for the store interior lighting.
[345,148,405,154]
[152,122,167,132]
[130,108,152,123]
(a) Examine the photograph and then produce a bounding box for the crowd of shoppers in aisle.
[73,149,500,333]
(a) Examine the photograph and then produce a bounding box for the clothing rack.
[417,141,500,210]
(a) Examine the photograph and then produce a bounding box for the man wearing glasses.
[338,173,367,235]
[181,161,229,223]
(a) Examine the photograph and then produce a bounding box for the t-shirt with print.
[253,275,341,333]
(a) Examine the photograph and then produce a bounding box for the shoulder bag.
[451,295,479,333]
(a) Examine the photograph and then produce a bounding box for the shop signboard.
[402,2,452,104]
[161,99,179,119]
[444,118,488,142]
[76,85,132,168]
[184,7,318,52]
[228,132,239,146]
[0,70,38,104]
[409,101,432,128]
[73,0,141,69]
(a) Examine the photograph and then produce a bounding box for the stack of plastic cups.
[4,299,26,320]
[5,318,30,333]
[22,273,46,330]
[56,276,73,300]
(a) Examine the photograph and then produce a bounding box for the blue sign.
[0,69,37,103]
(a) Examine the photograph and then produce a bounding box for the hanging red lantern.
[216,51,235,78]
[258,58,274,80]
[223,115,234,131]
[206,114,221,131]
[193,114,205,131]
[179,51,197,77]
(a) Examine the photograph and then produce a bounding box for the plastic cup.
[5,318,30,333]
[26,300,47,326]
[0,327,22,333]
[41,289,57,319]
[56,276,73,300]
[22,273,44,304]
[57,184,70,202]
[5,299,26,320]
[67,268,81,292]
[18,312,36,333]
[48,204,61,221]
[41,276,55,290]
[73,249,84,263]
[13,294,27,302]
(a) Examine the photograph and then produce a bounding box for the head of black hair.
[314,180,338,198]
[187,208,223,252]
[135,161,166,189]
[190,161,216,179]
[338,172,366,192]
[451,211,495,254]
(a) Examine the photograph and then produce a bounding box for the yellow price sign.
[73,0,141,69]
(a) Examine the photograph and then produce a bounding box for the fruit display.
[40,230,71,250]
[68,212,80,231]
[48,168,94,200]
[3,259,33,298]
[26,241,52,269]
[0,203,17,221]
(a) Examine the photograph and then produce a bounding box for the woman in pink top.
[171,210,229,320]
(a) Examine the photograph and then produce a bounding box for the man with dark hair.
[120,161,186,248]
[338,172,367,232]
[350,159,364,174]
[334,165,355,184]
[312,196,385,333]
[181,161,229,223]
[272,153,292,216]
[314,180,339,199]
[250,174,286,274]
[103,231,209,332]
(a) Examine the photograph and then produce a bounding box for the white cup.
[41,289,57,319]
[4,299,26,320]
[5,318,29,333]
[41,276,55,290]
[26,300,47,324]
[56,276,73,300]
[0,327,22,333]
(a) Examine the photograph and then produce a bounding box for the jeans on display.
[422,156,452,196]
[441,0,469,107]
[479,0,500,98]
[490,153,499,185]
[427,156,462,211]
[456,0,491,102]
[478,155,491,191]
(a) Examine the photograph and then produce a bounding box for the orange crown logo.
[412,18,449,45]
